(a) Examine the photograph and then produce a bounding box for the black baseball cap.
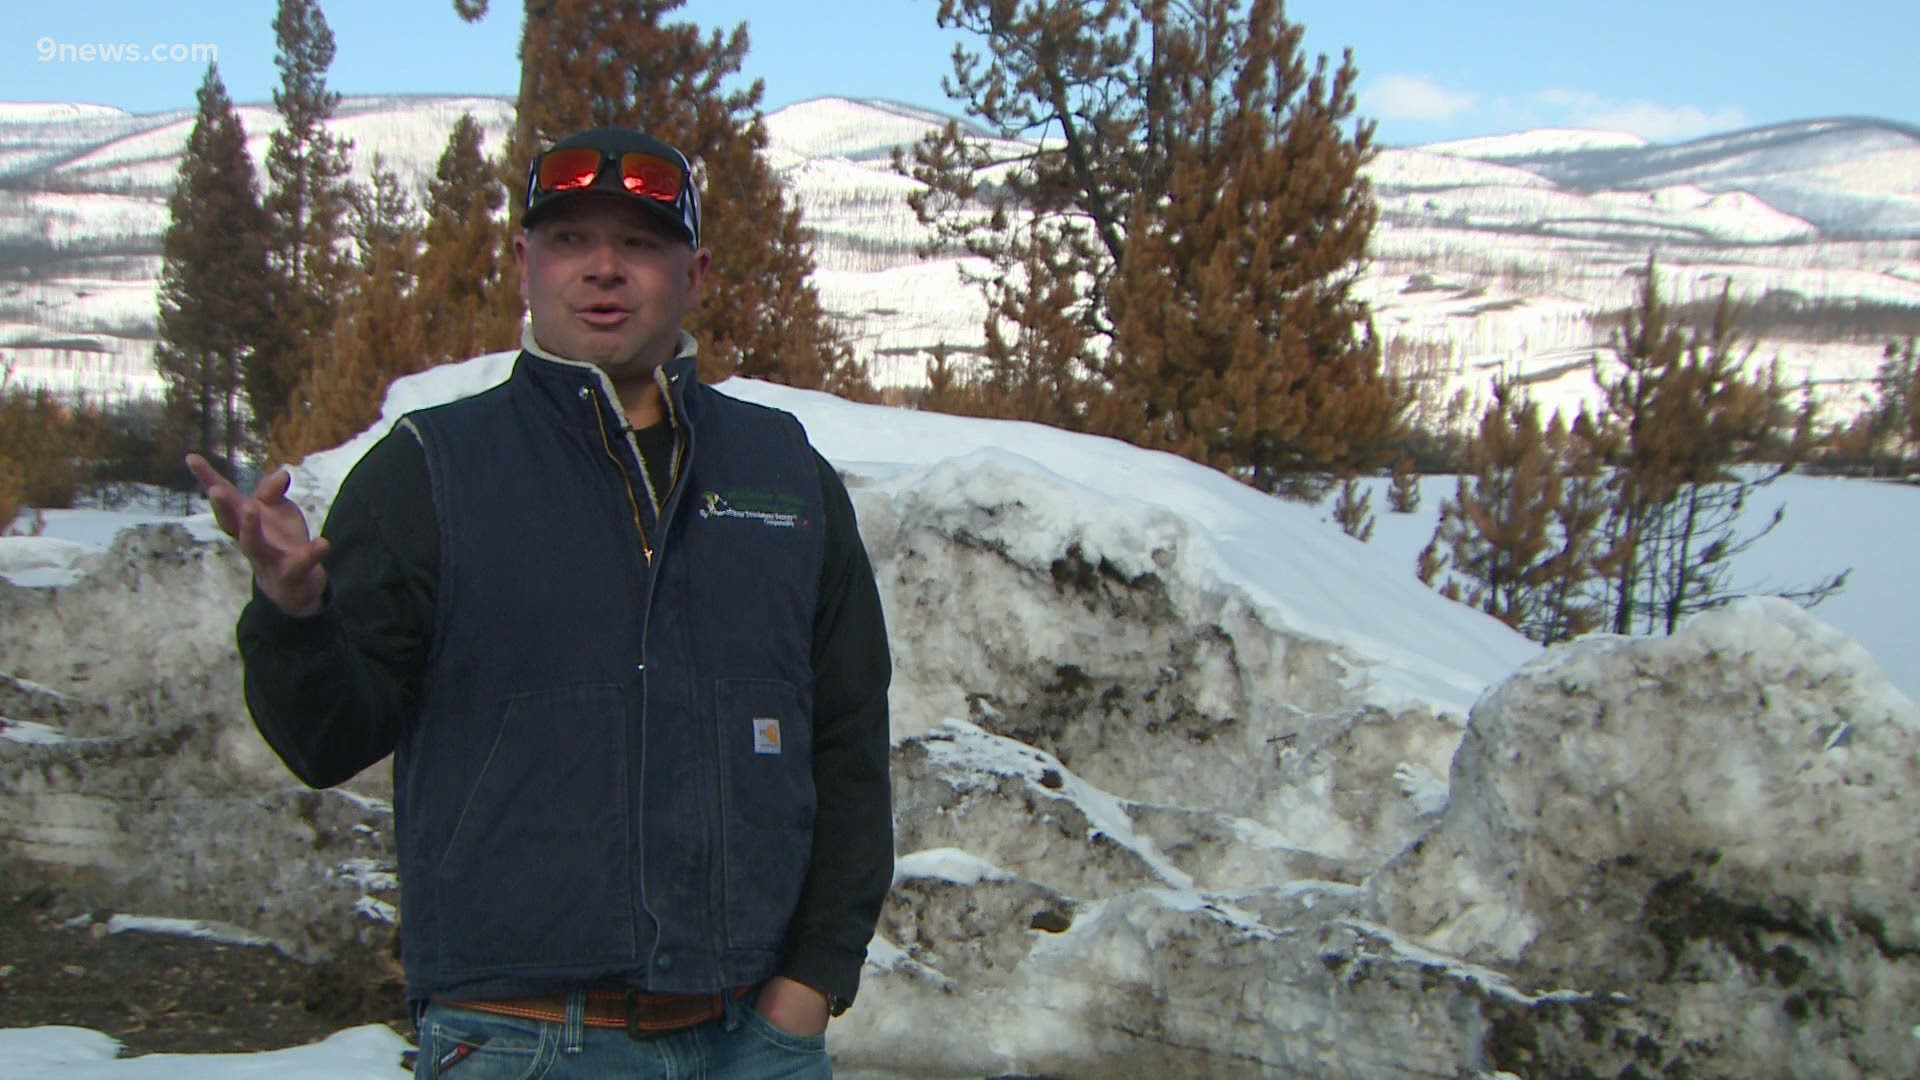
[521,126,701,247]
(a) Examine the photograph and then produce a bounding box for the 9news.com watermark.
[37,37,218,65]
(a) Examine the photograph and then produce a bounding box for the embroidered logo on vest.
[697,489,810,529]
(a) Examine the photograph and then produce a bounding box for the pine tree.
[904,0,1401,489]
[1905,340,1920,457]
[971,234,1099,427]
[1424,382,1562,638]
[1868,337,1919,471]
[1386,455,1421,513]
[0,362,97,515]
[345,159,415,271]
[0,362,20,525]
[416,113,522,365]
[1331,476,1375,542]
[155,64,274,474]
[1530,411,1611,644]
[1419,383,1611,644]
[1592,259,1841,635]
[0,452,21,531]
[271,162,427,464]
[456,0,868,396]
[918,344,973,415]
[256,0,357,444]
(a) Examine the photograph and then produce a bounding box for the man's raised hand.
[185,454,330,617]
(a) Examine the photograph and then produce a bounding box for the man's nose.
[582,238,624,281]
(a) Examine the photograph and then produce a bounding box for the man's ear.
[513,228,531,306]
[686,246,712,302]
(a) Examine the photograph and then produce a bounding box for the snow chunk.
[0,718,71,745]
[354,897,398,925]
[894,847,1014,887]
[0,536,91,587]
[104,914,277,949]
[1392,761,1451,818]
[1339,919,1586,1007]
[914,718,1194,891]
[0,1026,121,1067]
[863,932,954,989]
[330,858,397,894]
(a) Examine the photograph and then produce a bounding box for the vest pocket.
[434,683,633,971]
[715,677,815,951]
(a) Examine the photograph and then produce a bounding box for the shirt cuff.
[778,937,866,1015]
[237,582,338,646]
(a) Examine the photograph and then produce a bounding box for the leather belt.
[443,987,741,1040]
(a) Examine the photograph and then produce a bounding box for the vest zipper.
[655,365,684,504]
[589,388,655,566]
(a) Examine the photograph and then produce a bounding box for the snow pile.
[3,355,1917,1075]
[0,527,399,959]
[1372,598,1920,1077]
[836,597,1920,1076]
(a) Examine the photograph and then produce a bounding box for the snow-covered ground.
[0,1025,410,1079]
[2,350,1915,1075]
[1358,470,1919,707]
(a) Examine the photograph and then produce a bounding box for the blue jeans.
[413,989,832,1078]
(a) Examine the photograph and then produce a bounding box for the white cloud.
[1535,88,1605,111]
[1532,87,1749,141]
[1362,74,1478,123]
[1360,78,1750,145]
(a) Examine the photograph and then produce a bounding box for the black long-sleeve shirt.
[236,418,893,1009]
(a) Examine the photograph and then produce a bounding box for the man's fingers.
[285,536,332,579]
[183,453,225,492]
[254,467,293,505]
[184,453,233,500]
[185,454,249,537]
[205,495,240,538]
[234,500,266,556]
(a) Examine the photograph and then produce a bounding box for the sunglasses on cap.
[531,146,686,203]
[522,130,702,246]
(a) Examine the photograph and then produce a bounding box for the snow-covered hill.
[0,96,514,399]
[1465,118,1920,230]
[3,96,1917,425]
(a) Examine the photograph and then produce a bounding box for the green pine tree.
[417,113,523,365]
[155,64,275,475]
[256,0,358,445]
[271,161,427,464]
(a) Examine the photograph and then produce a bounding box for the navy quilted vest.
[392,350,826,1002]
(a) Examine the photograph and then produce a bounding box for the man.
[188,126,893,1078]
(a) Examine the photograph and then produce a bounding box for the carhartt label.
[752,717,782,755]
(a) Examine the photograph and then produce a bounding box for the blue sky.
[8,0,1916,146]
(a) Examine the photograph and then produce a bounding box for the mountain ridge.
[2,94,1915,424]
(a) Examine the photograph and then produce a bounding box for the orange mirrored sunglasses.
[533,147,684,203]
